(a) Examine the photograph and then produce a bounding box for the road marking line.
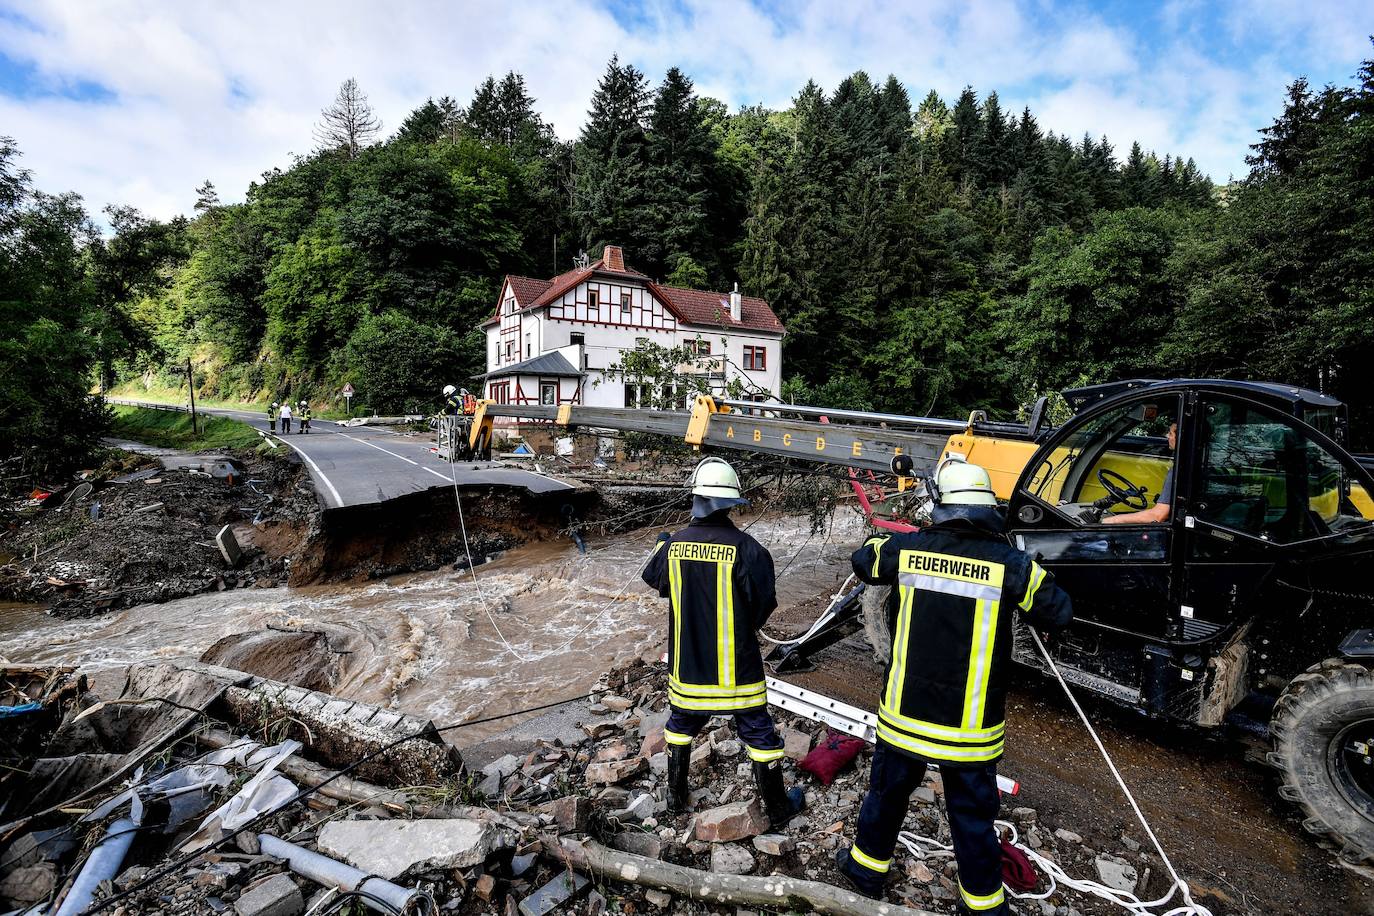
[339,434,419,465]
[423,467,451,480]
[269,436,343,508]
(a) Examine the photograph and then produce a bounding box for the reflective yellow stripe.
[1019,562,1047,611]
[669,677,767,697]
[876,722,1004,762]
[663,728,694,746]
[669,556,683,681]
[669,691,768,711]
[962,598,1001,731]
[717,562,728,686]
[849,844,891,874]
[865,536,886,578]
[959,882,1005,910]
[745,743,785,763]
[878,705,1004,743]
[885,585,914,713]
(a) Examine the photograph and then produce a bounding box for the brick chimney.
[729,283,742,322]
[603,245,625,272]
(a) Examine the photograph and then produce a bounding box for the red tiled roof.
[507,276,551,306]
[483,252,783,335]
[658,284,784,334]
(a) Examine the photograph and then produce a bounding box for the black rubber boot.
[666,744,691,814]
[835,846,885,899]
[752,760,805,831]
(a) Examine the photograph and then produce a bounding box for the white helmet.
[299,400,307,407]
[934,455,997,506]
[442,384,457,396]
[691,456,742,498]
[271,402,278,408]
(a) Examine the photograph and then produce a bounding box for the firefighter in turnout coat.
[837,458,1072,913]
[642,457,804,830]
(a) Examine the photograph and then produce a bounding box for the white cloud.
[1,0,1371,222]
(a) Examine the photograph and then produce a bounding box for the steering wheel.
[1097,468,1150,510]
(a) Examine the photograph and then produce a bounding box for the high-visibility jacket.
[301,406,312,421]
[643,514,778,713]
[267,405,277,421]
[852,506,1072,767]
[444,395,461,416]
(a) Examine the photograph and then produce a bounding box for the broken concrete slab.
[584,755,647,785]
[216,525,243,567]
[233,873,303,916]
[518,869,589,916]
[693,799,769,843]
[710,844,756,875]
[535,796,589,834]
[752,833,795,856]
[482,753,522,779]
[781,727,812,761]
[1095,854,1138,893]
[315,818,515,880]
[611,831,663,860]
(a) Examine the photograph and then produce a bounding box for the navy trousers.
[663,706,786,763]
[852,742,1007,913]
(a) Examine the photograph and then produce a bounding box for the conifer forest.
[4,50,1373,474]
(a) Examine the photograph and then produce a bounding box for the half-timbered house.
[478,246,784,412]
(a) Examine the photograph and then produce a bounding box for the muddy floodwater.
[0,513,859,741]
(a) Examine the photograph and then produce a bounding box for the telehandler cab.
[473,378,1374,863]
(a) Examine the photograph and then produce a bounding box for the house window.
[505,341,513,360]
[525,332,532,359]
[620,293,632,316]
[504,297,515,315]
[588,290,599,319]
[623,383,652,408]
[743,345,767,371]
[635,337,650,349]
[570,332,585,346]
[540,381,557,406]
[686,339,711,358]
[494,344,500,366]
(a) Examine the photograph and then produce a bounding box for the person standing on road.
[641,457,805,830]
[837,458,1073,913]
[268,402,278,433]
[279,401,293,434]
[299,400,312,434]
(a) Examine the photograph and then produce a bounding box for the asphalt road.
[115,401,575,510]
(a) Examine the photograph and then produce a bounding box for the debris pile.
[0,448,317,617]
[1,658,1180,916]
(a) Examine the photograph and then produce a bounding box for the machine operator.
[1103,421,1176,525]
[641,457,806,832]
[837,458,1073,912]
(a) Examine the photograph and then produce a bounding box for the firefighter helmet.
[689,457,749,518]
[442,385,457,397]
[934,456,997,506]
[299,400,307,407]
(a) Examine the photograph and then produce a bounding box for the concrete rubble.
[0,657,1175,916]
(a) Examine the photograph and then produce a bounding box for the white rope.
[895,629,1213,916]
[758,573,858,645]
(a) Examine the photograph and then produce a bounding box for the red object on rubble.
[1000,837,1039,891]
[798,729,865,785]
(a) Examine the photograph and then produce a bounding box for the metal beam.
[717,399,971,432]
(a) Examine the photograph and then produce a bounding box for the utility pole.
[186,357,198,435]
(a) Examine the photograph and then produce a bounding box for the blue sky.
[1,0,1371,221]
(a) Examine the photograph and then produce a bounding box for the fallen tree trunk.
[553,835,936,916]
[196,728,538,831]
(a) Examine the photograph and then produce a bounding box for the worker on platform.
[442,384,461,416]
[279,400,293,434]
[461,388,478,415]
[1103,421,1177,525]
[268,401,278,433]
[642,457,805,830]
[838,457,1073,912]
[299,400,312,434]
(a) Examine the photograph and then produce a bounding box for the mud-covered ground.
[767,601,1374,915]
[0,447,316,617]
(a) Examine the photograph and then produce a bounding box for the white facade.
[482,270,783,410]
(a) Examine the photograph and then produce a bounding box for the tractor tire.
[861,584,891,665]
[1270,658,1374,864]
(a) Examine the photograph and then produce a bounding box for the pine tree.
[397,99,446,144]
[876,75,913,156]
[978,91,1012,186]
[314,78,382,158]
[193,180,220,214]
[1121,142,1153,206]
[945,87,982,187]
[572,57,652,257]
[643,67,717,276]
[1247,77,1320,179]
[913,90,952,173]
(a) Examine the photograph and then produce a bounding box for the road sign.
[342,382,354,396]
